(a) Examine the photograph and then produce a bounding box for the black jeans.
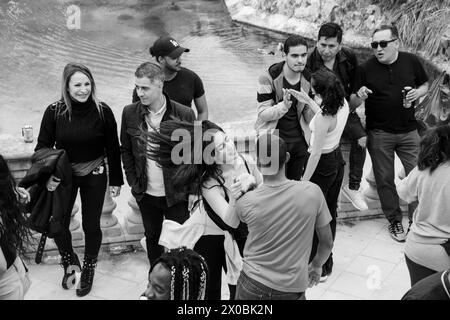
[285,139,308,181]
[308,148,345,274]
[194,235,226,300]
[137,194,189,266]
[367,129,419,223]
[405,254,437,287]
[342,112,366,190]
[54,170,107,257]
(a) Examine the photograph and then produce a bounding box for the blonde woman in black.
[36,63,123,297]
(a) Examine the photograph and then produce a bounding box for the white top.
[398,163,450,271]
[145,100,166,196]
[308,100,349,152]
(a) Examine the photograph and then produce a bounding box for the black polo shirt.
[132,67,205,108]
[354,52,429,133]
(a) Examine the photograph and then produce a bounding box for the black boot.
[76,255,97,297]
[60,251,81,290]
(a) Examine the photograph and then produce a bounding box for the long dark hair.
[311,67,346,116]
[144,120,226,196]
[151,247,209,300]
[417,125,450,173]
[0,155,33,258]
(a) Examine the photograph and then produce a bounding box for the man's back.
[235,180,331,293]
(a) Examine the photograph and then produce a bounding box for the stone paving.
[24,217,411,300]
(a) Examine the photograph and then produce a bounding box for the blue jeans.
[235,272,306,300]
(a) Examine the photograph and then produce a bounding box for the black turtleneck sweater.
[36,97,124,186]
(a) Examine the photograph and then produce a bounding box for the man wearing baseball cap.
[132,36,209,120]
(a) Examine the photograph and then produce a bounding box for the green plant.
[390,0,450,56]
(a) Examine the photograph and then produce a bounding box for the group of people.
[1,21,449,300]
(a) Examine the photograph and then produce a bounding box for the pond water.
[0,0,375,136]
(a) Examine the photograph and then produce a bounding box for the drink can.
[22,125,34,143]
[402,86,413,108]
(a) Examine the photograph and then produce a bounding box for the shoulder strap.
[202,180,233,232]
[240,154,251,174]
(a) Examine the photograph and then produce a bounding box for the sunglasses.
[370,38,397,49]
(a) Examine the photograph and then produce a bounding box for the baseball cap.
[256,132,287,175]
[149,36,190,59]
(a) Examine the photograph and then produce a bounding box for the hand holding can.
[402,86,413,108]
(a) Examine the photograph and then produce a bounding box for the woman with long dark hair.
[146,120,261,300]
[0,154,33,300]
[398,125,450,286]
[35,62,123,297]
[289,67,349,282]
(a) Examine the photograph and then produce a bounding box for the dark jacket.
[120,93,196,205]
[306,46,358,101]
[19,148,72,238]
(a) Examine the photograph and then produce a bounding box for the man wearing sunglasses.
[352,25,429,243]
[306,22,368,213]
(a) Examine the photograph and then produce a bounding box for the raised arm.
[257,73,291,122]
[202,185,240,228]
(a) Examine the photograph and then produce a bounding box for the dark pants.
[308,148,345,274]
[405,254,437,287]
[236,271,306,300]
[137,194,189,266]
[194,235,226,300]
[54,170,107,257]
[367,129,420,223]
[285,139,308,180]
[343,112,366,190]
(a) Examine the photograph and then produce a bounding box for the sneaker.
[319,269,331,283]
[342,185,369,211]
[319,272,328,283]
[388,221,406,242]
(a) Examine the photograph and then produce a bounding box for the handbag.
[158,198,207,250]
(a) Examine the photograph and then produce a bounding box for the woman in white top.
[398,125,450,286]
[289,67,349,281]
[146,120,262,300]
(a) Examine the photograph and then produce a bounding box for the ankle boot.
[60,251,81,290]
[76,254,97,297]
